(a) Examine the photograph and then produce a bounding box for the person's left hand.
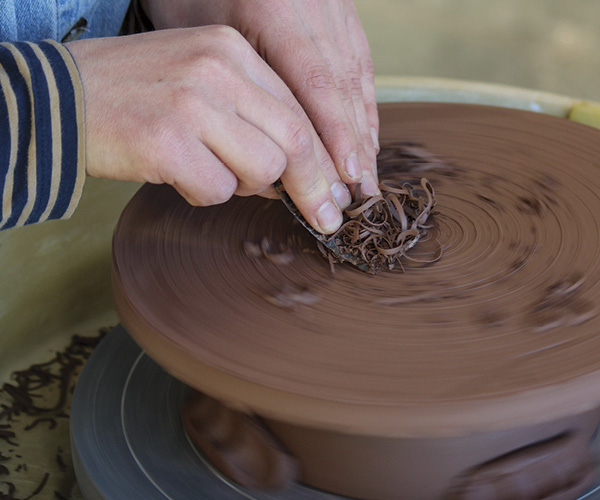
[140,0,381,195]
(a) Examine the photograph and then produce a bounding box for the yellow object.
[569,102,600,130]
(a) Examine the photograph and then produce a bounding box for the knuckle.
[318,156,336,181]
[364,101,379,121]
[193,50,234,81]
[293,172,326,199]
[264,149,287,182]
[336,77,353,102]
[246,154,286,191]
[360,57,375,78]
[284,121,313,159]
[304,64,336,91]
[321,120,353,147]
[347,70,363,98]
[181,28,245,72]
[205,24,245,46]
[361,131,374,149]
[199,25,252,63]
[183,172,237,207]
[288,100,306,120]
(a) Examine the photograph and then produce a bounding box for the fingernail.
[317,200,343,234]
[345,153,362,181]
[361,171,380,196]
[371,127,380,153]
[331,181,352,209]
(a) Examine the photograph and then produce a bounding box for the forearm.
[0,40,85,230]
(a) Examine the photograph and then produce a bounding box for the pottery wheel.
[70,325,600,500]
[71,325,347,499]
[112,102,600,436]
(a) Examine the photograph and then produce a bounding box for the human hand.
[66,27,352,234]
[141,0,381,195]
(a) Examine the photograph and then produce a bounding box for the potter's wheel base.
[70,326,345,500]
[71,326,600,500]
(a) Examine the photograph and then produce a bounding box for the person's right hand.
[66,27,352,234]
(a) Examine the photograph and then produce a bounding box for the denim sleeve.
[0,40,85,230]
[0,0,58,42]
[1,0,132,43]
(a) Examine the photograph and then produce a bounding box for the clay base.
[264,409,600,500]
[113,103,600,500]
[181,387,600,500]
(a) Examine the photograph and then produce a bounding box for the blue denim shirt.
[0,0,131,42]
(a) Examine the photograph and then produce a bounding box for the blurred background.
[355,0,600,102]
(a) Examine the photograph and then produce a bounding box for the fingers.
[242,54,353,209]
[310,128,352,209]
[202,107,350,213]
[68,24,354,235]
[311,1,378,173]
[249,3,380,195]
[200,112,287,197]
[256,186,279,199]
[232,81,344,233]
[251,129,352,208]
[253,12,366,183]
[163,142,239,207]
[307,9,380,191]
[344,2,380,155]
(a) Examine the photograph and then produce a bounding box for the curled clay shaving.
[322,177,438,274]
[0,330,108,500]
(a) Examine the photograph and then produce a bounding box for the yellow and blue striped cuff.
[0,39,85,230]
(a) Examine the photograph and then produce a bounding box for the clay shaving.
[0,329,108,500]
[321,177,438,274]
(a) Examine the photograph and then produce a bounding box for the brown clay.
[182,389,299,490]
[113,103,600,499]
[264,407,600,499]
[443,430,598,500]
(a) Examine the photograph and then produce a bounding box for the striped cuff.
[0,39,85,230]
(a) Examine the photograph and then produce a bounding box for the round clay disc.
[112,103,600,436]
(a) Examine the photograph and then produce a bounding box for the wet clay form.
[112,103,600,500]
